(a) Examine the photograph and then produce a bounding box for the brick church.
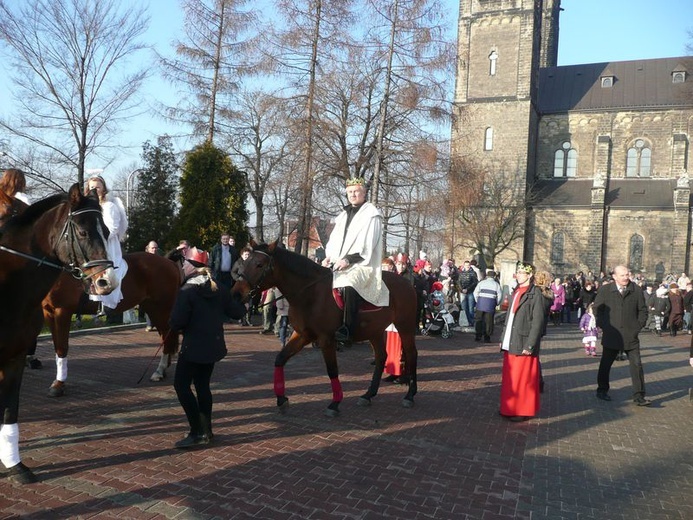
[451,0,693,280]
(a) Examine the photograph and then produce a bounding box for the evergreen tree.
[126,136,178,252]
[173,141,249,250]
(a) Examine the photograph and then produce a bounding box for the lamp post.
[126,168,145,219]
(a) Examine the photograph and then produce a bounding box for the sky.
[1,0,692,185]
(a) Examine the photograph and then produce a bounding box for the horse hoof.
[149,372,165,382]
[357,397,372,407]
[402,398,415,408]
[324,407,340,418]
[48,381,65,398]
[5,462,39,484]
[277,397,289,414]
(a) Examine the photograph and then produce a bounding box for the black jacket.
[594,282,648,351]
[210,242,239,279]
[457,267,478,293]
[500,284,548,356]
[169,274,245,363]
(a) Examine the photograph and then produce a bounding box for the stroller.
[422,282,456,338]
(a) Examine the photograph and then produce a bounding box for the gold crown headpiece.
[346,177,366,187]
[516,261,534,274]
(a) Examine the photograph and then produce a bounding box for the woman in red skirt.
[499,261,550,422]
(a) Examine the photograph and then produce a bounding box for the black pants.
[474,309,495,339]
[218,271,232,290]
[174,358,215,436]
[597,346,646,398]
[342,286,361,334]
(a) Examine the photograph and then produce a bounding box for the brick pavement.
[1,320,692,519]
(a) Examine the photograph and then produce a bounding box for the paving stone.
[0,322,691,518]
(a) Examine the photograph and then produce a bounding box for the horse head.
[53,184,116,295]
[232,241,281,301]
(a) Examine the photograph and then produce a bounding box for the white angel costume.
[90,194,128,308]
[325,202,389,307]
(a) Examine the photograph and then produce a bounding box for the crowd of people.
[4,167,693,454]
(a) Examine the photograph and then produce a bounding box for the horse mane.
[6,193,68,229]
[255,242,330,279]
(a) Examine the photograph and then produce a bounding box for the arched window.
[629,234,644,271]
[484,127,493,151]
[625,139,652,177]
[489,50,498,76]
[551,232,565,265]
[553,142,577,177]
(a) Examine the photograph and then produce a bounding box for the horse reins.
[0,207,114,280]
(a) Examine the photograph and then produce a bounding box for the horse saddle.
[332,289,381,312]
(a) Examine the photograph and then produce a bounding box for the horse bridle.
[0,206,114,280]
[242,250,274,301]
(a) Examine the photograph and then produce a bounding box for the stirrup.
[334,325,351,342]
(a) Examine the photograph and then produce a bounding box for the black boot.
[336,287,360,343]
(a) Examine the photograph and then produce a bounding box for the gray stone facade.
[452,0,693,279]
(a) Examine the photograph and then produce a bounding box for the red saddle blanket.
[332,289,381,312]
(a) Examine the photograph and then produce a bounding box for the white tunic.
[91,195,129,308]
[325,202,389,307]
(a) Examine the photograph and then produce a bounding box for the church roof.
[538,57,693,114]
[533,179,682,209]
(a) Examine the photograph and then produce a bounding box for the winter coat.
[579,286,597,309]
[550,283,565,312]
[500,284,549,356]
[457,267,478,293]
[594,282,648,351]
[473,277,502,313]
[169,274,245,364]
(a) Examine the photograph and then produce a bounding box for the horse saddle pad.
[332,289,381,312]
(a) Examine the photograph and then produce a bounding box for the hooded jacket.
[169,273,245,363]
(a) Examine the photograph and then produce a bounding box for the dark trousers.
[474,309,495,339]
[174,358,215,436]
[597,346,646,398]
[342,286,361,334]
[218,271,232,289]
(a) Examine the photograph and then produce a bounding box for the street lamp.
[126,168,145,219]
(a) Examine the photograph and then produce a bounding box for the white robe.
[325,202,389,307]
[91,195,128,309]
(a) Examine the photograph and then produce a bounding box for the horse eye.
[78,229,88,238]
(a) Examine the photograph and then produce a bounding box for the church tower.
[450,0,559,265]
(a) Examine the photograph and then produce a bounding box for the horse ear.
[67,183,82,208]
[249,238,258,248]
[268,238,281,252]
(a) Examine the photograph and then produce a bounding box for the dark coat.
[210,242,239,280]
[169,275,245,364]
[500,284,549,356]
[594,282,648,351]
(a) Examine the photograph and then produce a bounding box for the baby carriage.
[422,282,456,338]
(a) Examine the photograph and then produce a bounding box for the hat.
[346,177,366,187]
[432,281,444,291]
[186,247,209,267]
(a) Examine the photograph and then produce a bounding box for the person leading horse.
[322,176,389,343]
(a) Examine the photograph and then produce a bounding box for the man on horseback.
[322,177,389,343]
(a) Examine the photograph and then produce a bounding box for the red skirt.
[384,325,402,377]
[500,351,540,418]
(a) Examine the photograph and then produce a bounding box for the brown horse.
[41,251,182,397]
[232,241,418,417]
[0,185,115,484]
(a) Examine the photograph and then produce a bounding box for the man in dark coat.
[593,265,651,405]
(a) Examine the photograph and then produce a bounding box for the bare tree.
[0,0,150,187]
[160,0,260,143]
[225,89,292,242]
[449,159,533,268]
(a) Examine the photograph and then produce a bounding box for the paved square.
[1,321,692,519]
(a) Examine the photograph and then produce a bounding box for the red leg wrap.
[330,377,343,402]
[274,366,285,397]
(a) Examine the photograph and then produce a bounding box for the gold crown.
[516,261,534,274]
[346,177,366,187]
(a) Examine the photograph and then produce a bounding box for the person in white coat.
[85,175,128,309]
[322,177,389,342]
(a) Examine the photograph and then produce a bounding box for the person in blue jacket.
[169,247,245,449]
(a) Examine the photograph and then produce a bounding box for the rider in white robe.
[323,177,389,341]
